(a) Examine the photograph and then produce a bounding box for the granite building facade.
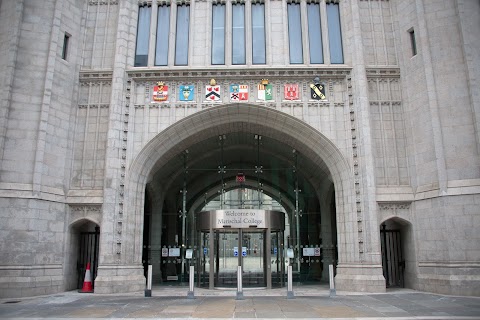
[0,0,479,298]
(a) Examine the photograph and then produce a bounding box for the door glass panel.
[215,230,238,287]
[271,230,284,287]
[242,230,265,287]
[199,231,210,288]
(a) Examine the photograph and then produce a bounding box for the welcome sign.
[214,209,266,228]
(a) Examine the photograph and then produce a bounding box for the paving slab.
[0,286,479,319]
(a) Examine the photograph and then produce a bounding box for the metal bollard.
[187,265,195,299]
[145,265,152,297]
[236,266,244,300]
[287,265,294,299]
[329,264,336,297]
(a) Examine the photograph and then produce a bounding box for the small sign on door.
[242,247,247,257]
[161,248,169,257]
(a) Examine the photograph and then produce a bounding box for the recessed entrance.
[131,105,352,291]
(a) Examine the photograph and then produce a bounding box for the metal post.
[187,265,195,299]
[329,264,336,297]
[236,265,244,300]
[145,265,152,297]
[287,265,294,298]
[293,150,300,272]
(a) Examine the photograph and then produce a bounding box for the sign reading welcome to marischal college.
[214,210,266,228]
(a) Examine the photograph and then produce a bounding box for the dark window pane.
[287,3,303,64]
[155,5,170,66]
[327,3,343,64]
[307,3,323,64]
[409,29,417,56]
[62,33,70,60]
[212,4,225,65]
[175,5,190,66]
[232,4,245,65]
[252,3,266,64]
[135,6,151,67]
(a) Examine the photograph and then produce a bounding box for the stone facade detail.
[0,0,479,298]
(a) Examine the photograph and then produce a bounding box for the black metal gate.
[380,224,404,287]
[77,227,100,289]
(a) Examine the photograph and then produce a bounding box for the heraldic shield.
[310,83,326,100]
[284,84,299,100]
[153,82,168,102]
[206,85,221,101]
[180,85,194,101]
[230,84,248,101]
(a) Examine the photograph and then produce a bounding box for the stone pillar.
[94,0,145,294]
[319,185,334,282]
[333,0,386,292]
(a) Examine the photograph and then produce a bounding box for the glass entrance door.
[242,230,266,287]
[214,229,238,287]
[198,229,285,288]
[202,229,267,288]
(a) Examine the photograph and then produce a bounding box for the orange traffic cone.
[79,262,93,293]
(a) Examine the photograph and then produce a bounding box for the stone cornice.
[79,70,113,82]
[126,67,352,81]
[365,67,401,78]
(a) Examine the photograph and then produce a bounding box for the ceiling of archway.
[148,131,332,213]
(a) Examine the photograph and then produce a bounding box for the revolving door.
[196,209,285,289]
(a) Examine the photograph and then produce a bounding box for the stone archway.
[95,104,385,293]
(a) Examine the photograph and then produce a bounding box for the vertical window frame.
[307,3,323,64]
[408,28,417,57]
[232,3,246,65]
[174,4,190,66]
[251,3,266,65]
[212,4,226,65]
[135,5,152,67]
[326,2,344,64]
[155,4,171,66]
[62,32,71,61]
[287,3,303,64]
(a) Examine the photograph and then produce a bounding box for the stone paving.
[0,286,479,319]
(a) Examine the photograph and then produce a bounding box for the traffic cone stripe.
[80,262,93,293]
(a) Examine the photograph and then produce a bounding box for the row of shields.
[152,82,326,103]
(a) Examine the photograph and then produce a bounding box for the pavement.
[0,284,479,319]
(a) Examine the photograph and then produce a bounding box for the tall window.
[409,28,417,56]
[155,5,170,66]
[175,5,190,66]
[326,3,343,64]
[232,4,246,65]
[212,4,226,65]
[287,3,303,64]
[307,3,323,64]
[62,33,70,61]
[252,3,266,64]
[135,5,151,67]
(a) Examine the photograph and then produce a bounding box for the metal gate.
[380,224,404,287]
[77,227,100,289]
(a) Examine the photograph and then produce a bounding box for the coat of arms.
[310,77,326,100]
[179,85,194,101]
[230,84,249,101]
[258,79,273,101]
[153,82,168,102]
[205,79,221,101]
[284,84,299,100]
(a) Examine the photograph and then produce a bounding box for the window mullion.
[225,1,233,66]
[300,0,309,65]
[245,0,252,65]
[168,2,177,66]
[320,0,330,64]
[148,0,158,67]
